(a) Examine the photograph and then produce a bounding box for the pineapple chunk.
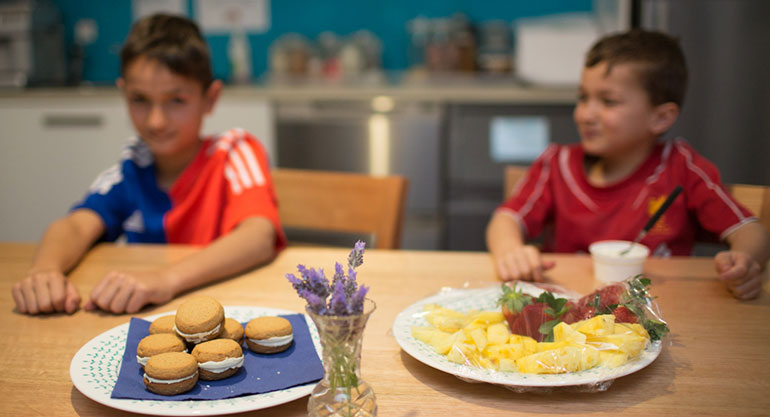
[469,311,505,325]
[615,322,649,338]
[587,333,647,358]
[499,358,519,372]
[425,312,467,333]
[486,323,510,345]
[535,341,567,352]
[573,314,616,336]
[517,345,599,374]
[411,326,453,354]
[484,343,527,362]
[598,350,630,368]
[447,343,476,365]
[553,322,587,344]
[469,328,488,351]
[509,334,538,354]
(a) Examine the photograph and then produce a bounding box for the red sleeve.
[221,131,287,251]
[677,141,756,240]
[497,145,558,239]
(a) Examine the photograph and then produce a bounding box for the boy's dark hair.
[585,29,687,107]
[120,14,213,89]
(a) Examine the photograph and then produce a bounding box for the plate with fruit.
[392,278,667,388]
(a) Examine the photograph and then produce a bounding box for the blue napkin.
[110,314,324,401]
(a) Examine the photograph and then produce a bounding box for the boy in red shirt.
[12,14,286,315]
[486,30,770,300]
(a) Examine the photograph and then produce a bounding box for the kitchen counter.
[0,79,577,105]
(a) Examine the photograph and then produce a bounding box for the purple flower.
[348,241,365,269]
[350,285,369,314]
[328,279,350,315]
[286,240,369,316]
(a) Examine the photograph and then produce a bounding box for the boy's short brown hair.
[585,29,687,107]
[120,14,213,89]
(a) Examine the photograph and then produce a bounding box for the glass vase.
[306,299,377,417]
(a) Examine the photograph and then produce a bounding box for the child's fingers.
[728,274,761,300]
[21,278,39,314]
[109,280,135,314]
[126,291,149,314]
[65,281,81,314]
[11,282,28,313]
[32,274,54,313]
[714,251,735,274]
[90,272,124,312]
[48,274,67,312]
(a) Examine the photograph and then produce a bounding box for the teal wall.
[52,0,592,84]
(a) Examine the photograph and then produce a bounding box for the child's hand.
[715,250,763,300]
[85,270,175,314]
[12,270,81,315]
[493,245,556,282]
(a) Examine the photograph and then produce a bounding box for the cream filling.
[249,333,293,347]
[137,349,188,367]
[174,323,222,343]
[144,369,198,384]
[198,355,244,373]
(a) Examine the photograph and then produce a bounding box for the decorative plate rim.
[70,306,321,416]
[392,283,662,388]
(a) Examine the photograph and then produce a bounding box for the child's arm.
[715,222,770,300]
[11,209,105,314]
[85,216,277,314]
[486,211,555,282]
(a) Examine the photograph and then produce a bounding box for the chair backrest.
[503,165,529,200]
[272,168,409,249]
[503,165,770,233]
[728,183,770,232]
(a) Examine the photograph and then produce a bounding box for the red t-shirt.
[165,128,287,249]
[497,139,757,256]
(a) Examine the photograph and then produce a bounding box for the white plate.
[70,306,321,416]
[393,283,662,388]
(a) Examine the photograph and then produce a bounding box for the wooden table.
[1,242,769,416]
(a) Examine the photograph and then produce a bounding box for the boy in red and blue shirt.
[13,14,285,315]
[486,30,770,300]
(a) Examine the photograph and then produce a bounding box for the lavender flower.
[287,240,369,316]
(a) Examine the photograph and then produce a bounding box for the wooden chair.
[502,165,770,232]
[271,168,409,249]
[728,184,770,232]
[503,165,529,200]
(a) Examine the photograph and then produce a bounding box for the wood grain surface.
[1,242,768,416]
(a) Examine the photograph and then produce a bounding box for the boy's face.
[118,57,219,162]
[574,61,664,159]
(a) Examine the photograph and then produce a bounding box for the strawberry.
[612,306,638,323]
[497,283,533,330]
[510,303,554,342]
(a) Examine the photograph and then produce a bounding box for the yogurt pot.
[588,240,650,284]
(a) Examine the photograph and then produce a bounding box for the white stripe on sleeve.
[237,140,266,186]
[224,164,243,195]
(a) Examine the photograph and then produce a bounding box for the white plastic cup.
[588,240,650,284]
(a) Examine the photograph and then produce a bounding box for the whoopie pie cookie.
[244,316,294,354]
[143,352,198,395]
[219,317,245,342]
[148,315,176,335]
[174,296,224,344]
[136,333,186,367]
[191,339,244,380]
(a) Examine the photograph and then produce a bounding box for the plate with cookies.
[70,296,324,416]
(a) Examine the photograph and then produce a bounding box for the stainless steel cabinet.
[275,100,444,249]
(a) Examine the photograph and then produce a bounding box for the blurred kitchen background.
[1,0,768,250]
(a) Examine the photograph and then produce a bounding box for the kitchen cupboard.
[0,90,275,241]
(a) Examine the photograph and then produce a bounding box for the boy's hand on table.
[715,250,762,300]
[493,245,556,282]
[12,270,82,315]
[85,270,175,314]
